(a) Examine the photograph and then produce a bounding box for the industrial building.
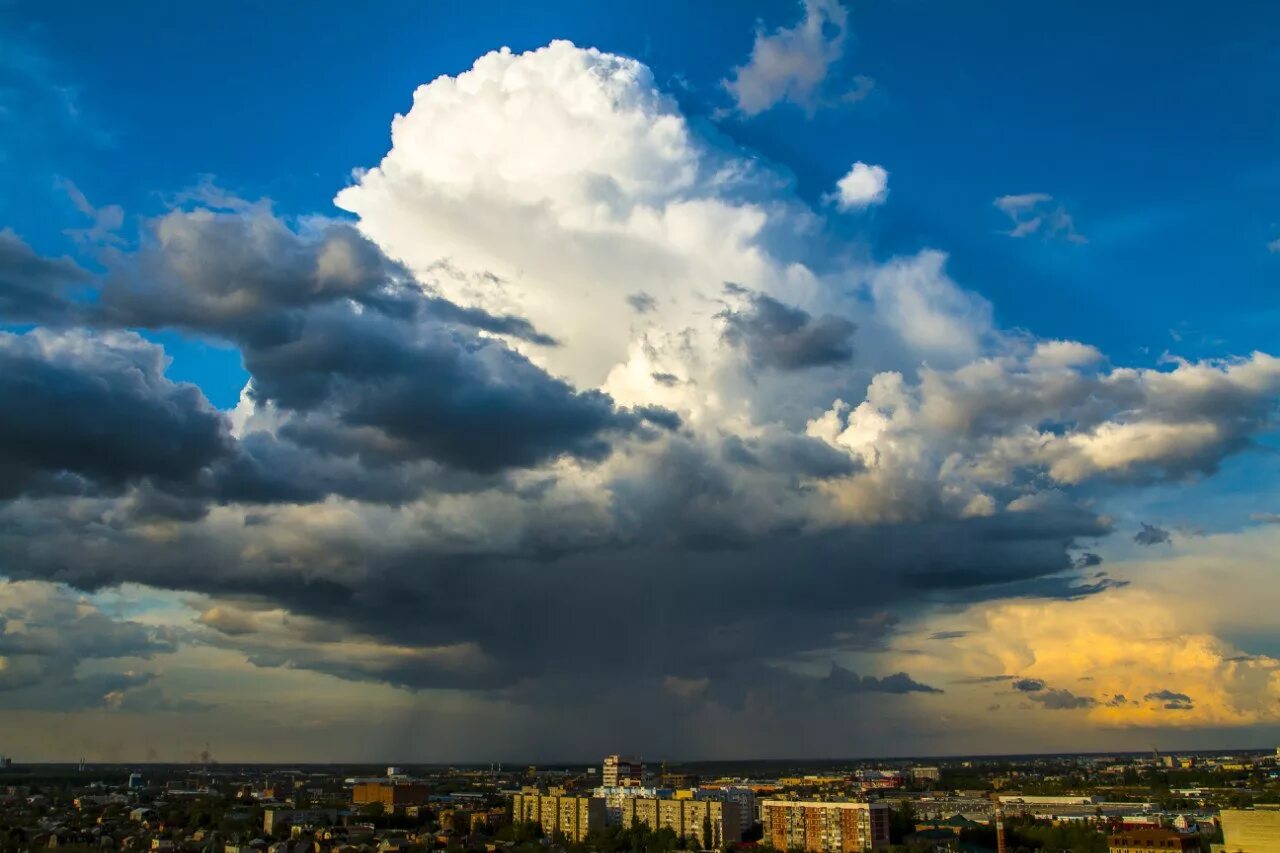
[352,782,431,809]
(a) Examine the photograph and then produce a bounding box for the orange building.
[1107,829,1198,853]
[352,782,431,809]
[760,800,890,852]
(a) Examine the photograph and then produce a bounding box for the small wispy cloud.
[1134,522,1171,546]
[723,0,863,117]
[994,193,1086,243]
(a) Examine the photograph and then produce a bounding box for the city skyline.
[1,0,1279,762]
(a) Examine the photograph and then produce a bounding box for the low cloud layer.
[0,580,172,711]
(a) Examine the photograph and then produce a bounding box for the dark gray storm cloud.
[626,291,657,313]
[97,207,403,335]
[0,490,1105,698]
[0,198,1119,736]
[820,664,941,694]
[98,206,557,348]
[94,205,655,475]
[1006,677,1095,710]
[0,329,231,499]
[720,292,855,370]
[1029,688,1095,710]
[1144,688,1194,710]
[721,433,861,479]
[235,303,630,473]
[1134,522,1172,546]
[0,228,89,323]
[954,675,1014,685]
[0,581,174,711]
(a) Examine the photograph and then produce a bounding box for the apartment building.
[511,789,607,842]
[620,797,741,847]
[760,800,890,852]
[695,786,758,831]
[1216,809,1280,852]
[603,755,646,788]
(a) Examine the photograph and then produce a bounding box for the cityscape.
[3,0,1280,851]
[3,751,1280,852]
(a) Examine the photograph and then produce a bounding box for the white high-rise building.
[602,755,645,788]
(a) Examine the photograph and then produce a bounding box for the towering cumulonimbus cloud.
[0,38,1279,754]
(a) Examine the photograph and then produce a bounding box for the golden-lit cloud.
[903,524,1280,729]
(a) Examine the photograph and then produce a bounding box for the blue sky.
[2,0,1280,760]
[7,0,1278,380]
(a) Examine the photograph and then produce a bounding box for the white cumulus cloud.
[831,161,888,210]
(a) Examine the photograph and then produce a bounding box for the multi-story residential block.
[619,796,740,847]
[695,787,758,832]
[511,789,607,842]
[593,786,671,825]
[603,755,646,788]
[1216,809,1280,853]
[760,800,890,852]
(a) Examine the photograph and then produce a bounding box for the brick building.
[760,800,890,852]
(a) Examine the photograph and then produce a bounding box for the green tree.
[888,801,916,844]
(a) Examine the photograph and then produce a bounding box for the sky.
[1,0,1279,763]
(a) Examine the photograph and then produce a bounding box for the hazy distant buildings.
[761,800,890,852]
[620,796,741,847]
[659,769,700,789]
[262,808,337,835]
[997,795,1100,806]
[909,766,941,783]
[511,789,607,842]
[603,755,645,788]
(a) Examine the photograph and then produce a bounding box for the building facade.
[1107,828,1198,853]
[511,789,607,842]
[620,797,741,847]
[695,787,758,832]
[603,755,646,788]
[352,782,430,809]
[593,786,671,826]
[1217,809,1280,852]
[760,800,890,852]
